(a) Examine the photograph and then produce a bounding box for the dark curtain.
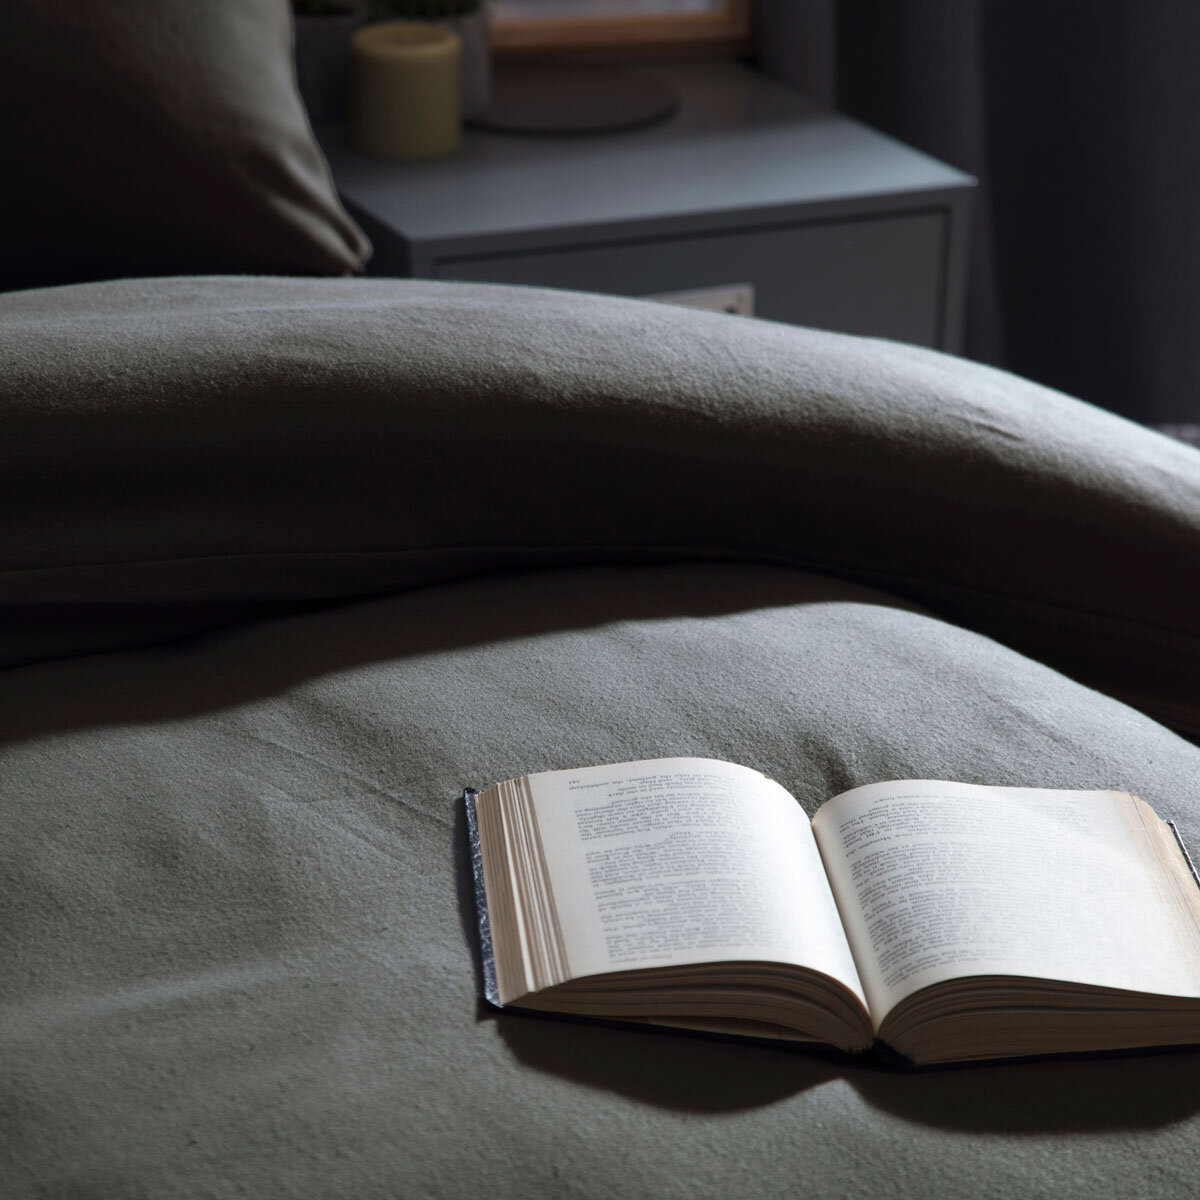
[758,0,1200,425]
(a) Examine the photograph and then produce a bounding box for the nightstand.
[318,60,973,351]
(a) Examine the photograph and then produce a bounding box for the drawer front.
[428,211,948,347]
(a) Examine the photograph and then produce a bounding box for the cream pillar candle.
[349,21,462,160]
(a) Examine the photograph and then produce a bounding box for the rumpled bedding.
[4,277,1200,1198]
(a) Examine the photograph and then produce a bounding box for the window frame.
[490,0,752,55]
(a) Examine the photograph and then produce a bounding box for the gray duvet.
[5,277,1200,1198]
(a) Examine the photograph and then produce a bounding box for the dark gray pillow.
[0,1,370,291]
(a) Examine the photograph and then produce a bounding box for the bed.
[5,4,1200,1198]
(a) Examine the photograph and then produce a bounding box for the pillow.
[3,275,1200,740]
[0,1,370,291]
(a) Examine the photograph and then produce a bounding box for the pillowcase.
[0,1,370,291]
[3,275,1200,741]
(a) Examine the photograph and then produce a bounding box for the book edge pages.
[1168,820,1200,893]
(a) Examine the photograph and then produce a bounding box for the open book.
[466,757,1200,1066]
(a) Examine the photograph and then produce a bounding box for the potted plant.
[370,0,490,121]
[293,0,369,122]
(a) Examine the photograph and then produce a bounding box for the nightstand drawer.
[429,210,946,347]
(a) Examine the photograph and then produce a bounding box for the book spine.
[463,788,503,1008]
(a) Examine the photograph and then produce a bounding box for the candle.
[349,21,462,160]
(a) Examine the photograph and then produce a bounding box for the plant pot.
[294,1,369,122]
[442,8,490,122]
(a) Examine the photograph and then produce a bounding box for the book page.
[523,758,865,1005]
[812,780,1200,1023]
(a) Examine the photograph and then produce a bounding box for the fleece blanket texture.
[5,564,1200,1199]
[3,277,1200,732]
[6,277,1200,1198]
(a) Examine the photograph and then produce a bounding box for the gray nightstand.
[318,60,973,351]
